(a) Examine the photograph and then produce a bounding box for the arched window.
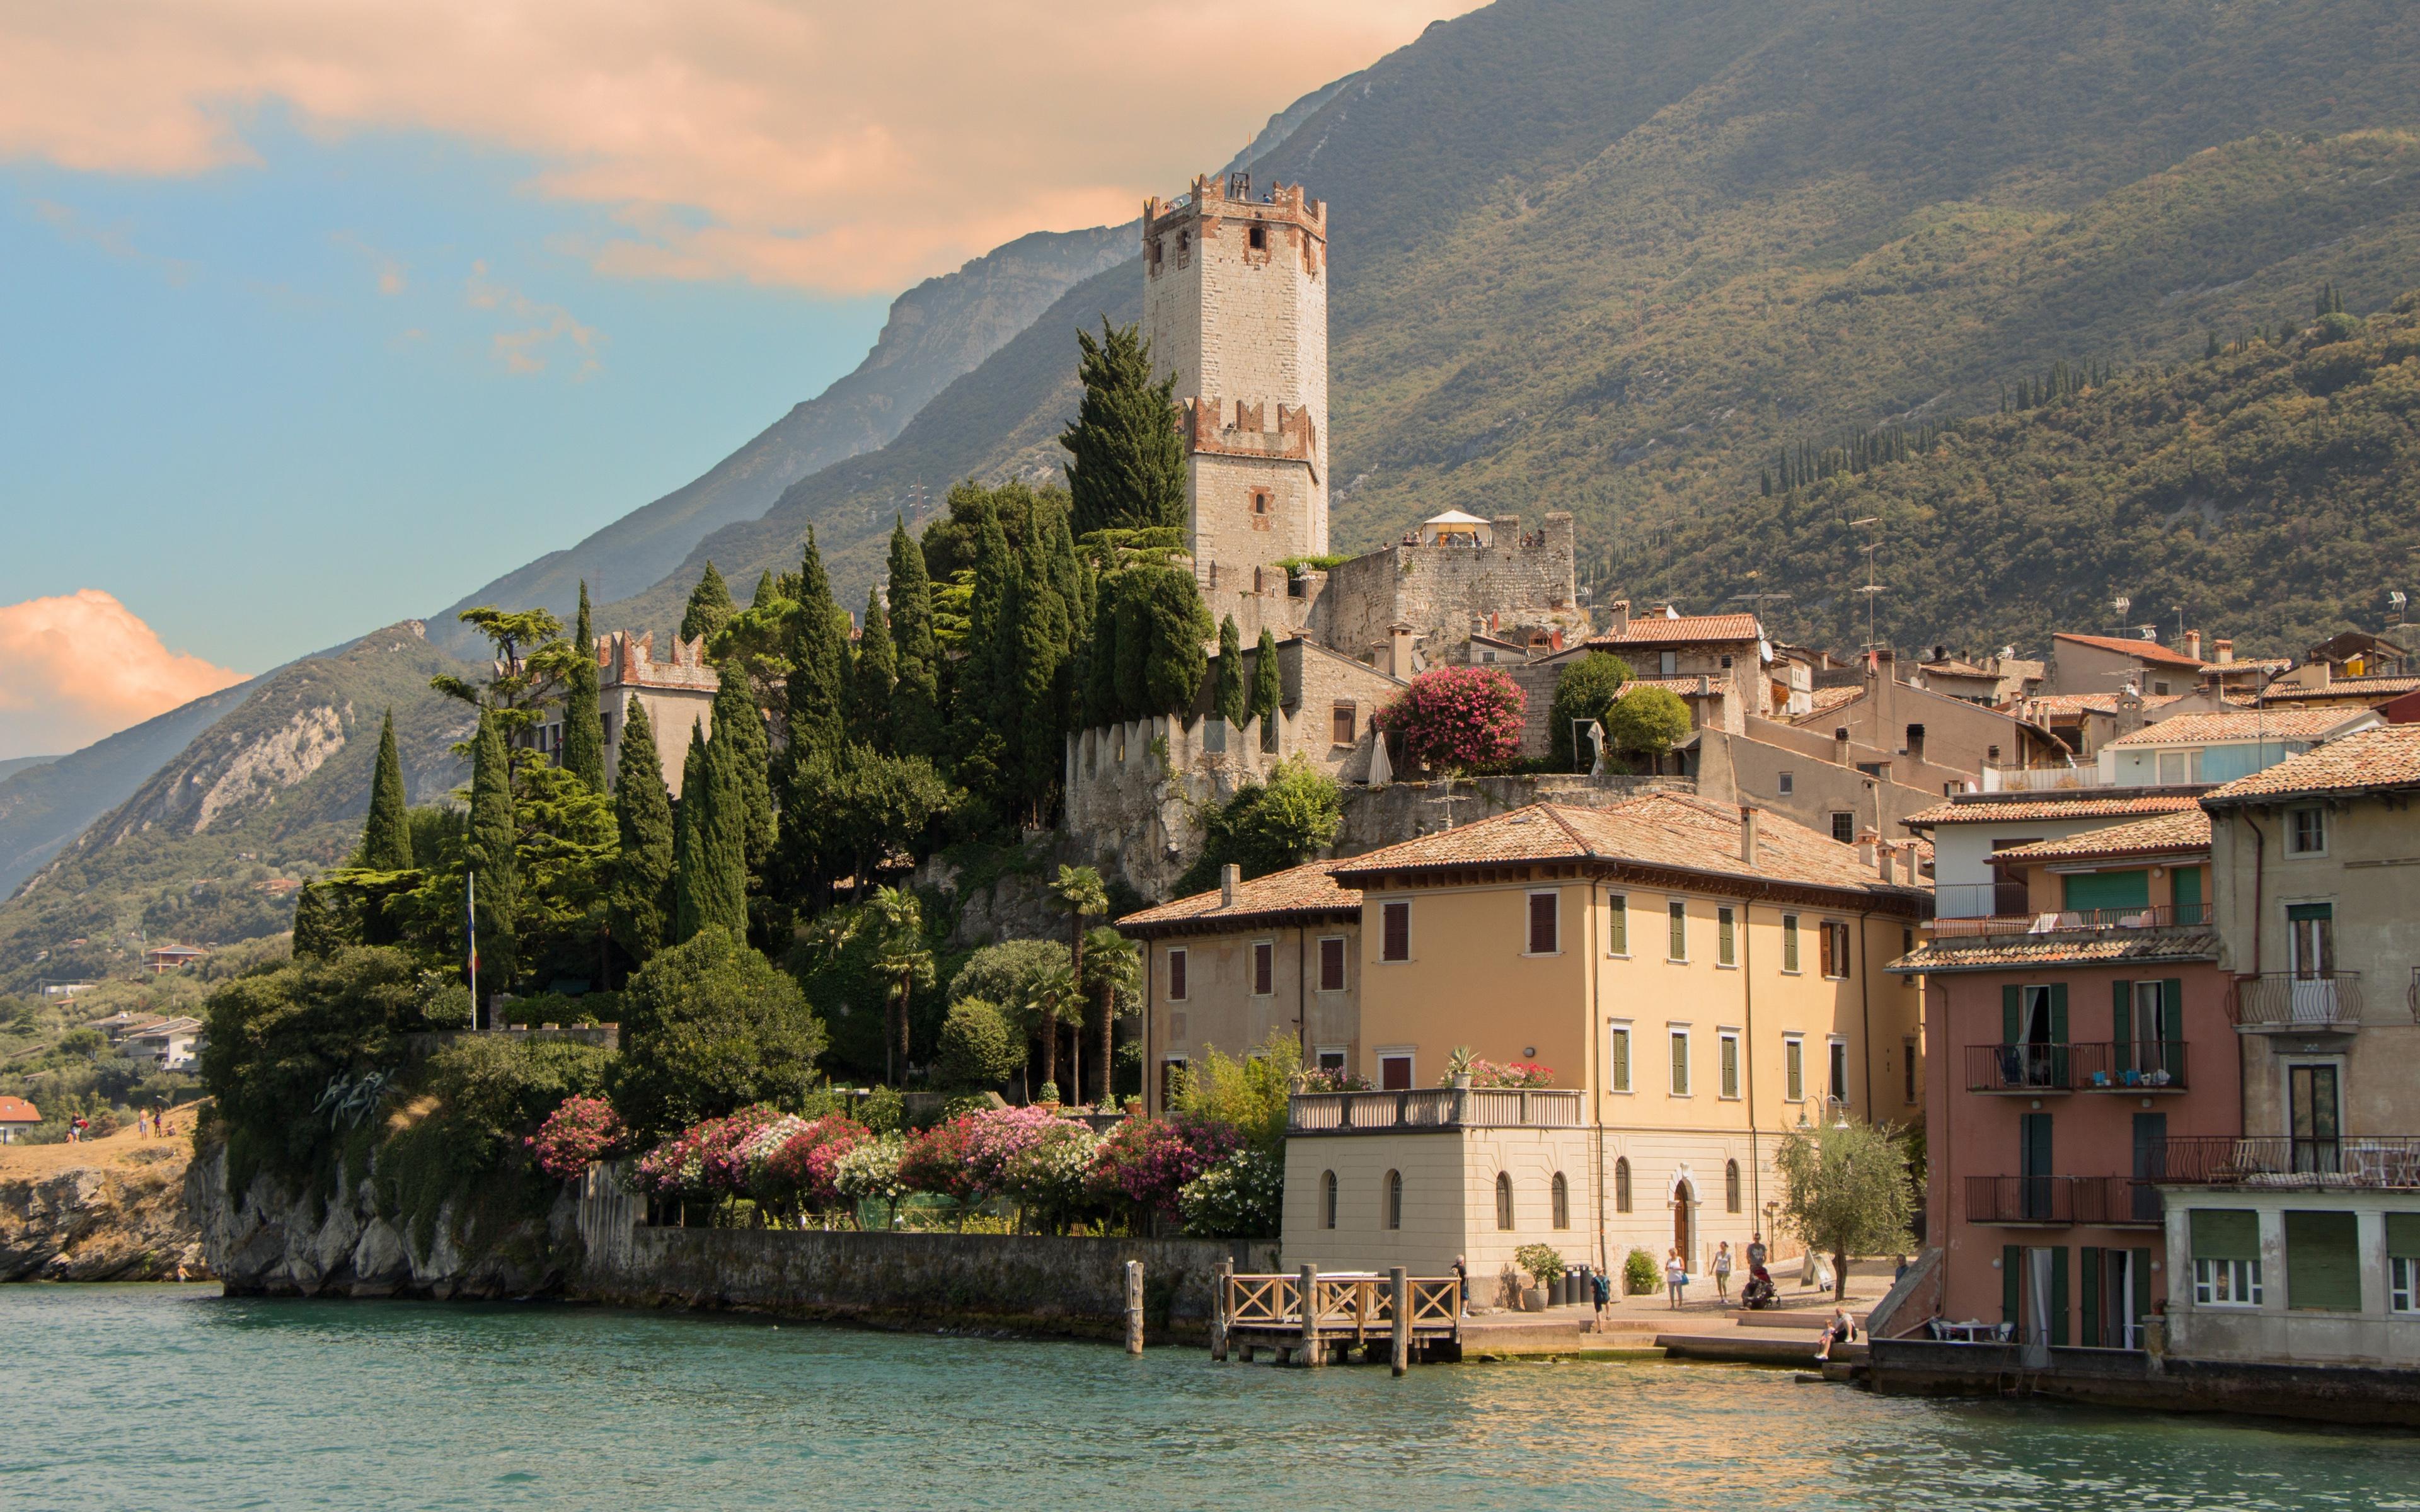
[1321,1170,1338,1230]
[1615,1157,1633,1214]
[1551,1172,1570,1230]
[1384,1170,1402,1230]
[1494,1172,1514,1230]
[1725,1159,1743,1214]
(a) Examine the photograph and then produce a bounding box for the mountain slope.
[0,623,475,988]
[429,224,1136,656]
[601,0,2420,648]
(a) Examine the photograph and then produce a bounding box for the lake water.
[7,1285,2420,1511]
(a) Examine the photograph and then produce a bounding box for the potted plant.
[1517,1243,1564,1308]
[1444,1046,1477,1091]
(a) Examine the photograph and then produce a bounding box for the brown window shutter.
[1530,893,1557,954]
[1320,937,1345,991]
[1253,942,1273,995]
[1169,949,1188,1000]
[1383,901,1410,961]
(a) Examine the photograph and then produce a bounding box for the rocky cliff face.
[0,1149,208,1281]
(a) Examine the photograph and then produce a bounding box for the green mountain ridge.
[596,0,2420,655]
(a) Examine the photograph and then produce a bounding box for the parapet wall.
[1319,513,1581,668]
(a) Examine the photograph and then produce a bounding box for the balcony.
[2149,1135,2420,1188]
[1930,902,2212,940]
[1964,1174,2164,1227]
[1981,764,2112,793]
[1963,1041,2187,1095]
[1287,1087,1584,1135]
[2230,971,2363,1033]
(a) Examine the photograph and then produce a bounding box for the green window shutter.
[2286,902,2332,923]
[2049,1247,2070,1346]
[2286,1211,2362,1311]
[2388,1213,2420,1259]
[2131,1248,2155,1323]
[2065,869,2151,912]
[2082,1247,2102,1347]
[2191,1208,2260,1261]
[2173,865,2202,914]
[2002,984,2020,1044]
[1608,895,1627,955]
[2003,1244,2021,1323]
[2049,983,2068,1043]
[2160,979,2184,1047]
[2111,980,2133,1074]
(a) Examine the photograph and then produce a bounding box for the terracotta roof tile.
[1115,859,1360,936]
[2105,708,2360,747]
[2199,724,2420,805]
[1993,810,2211,861]
[1590,614,1761,647]
[2012,692,2188,716]
[2053,632,2207,670]
[1330,795,1923,905]
[0,1095,38,1124]
[1789,686,1866,723]
[1890,929,2221,975]
[2261,675,2420,702]
[1901,791,2206,828]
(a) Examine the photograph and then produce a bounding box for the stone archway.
[1672,1177,1696,1267]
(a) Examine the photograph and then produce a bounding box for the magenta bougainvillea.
[755,1114,868,1211]
[1375,666,1527,773]
[526,1096,625,1180]
[1085,1113,1243,1220]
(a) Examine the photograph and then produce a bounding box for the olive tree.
[1771,1118,1916,1300]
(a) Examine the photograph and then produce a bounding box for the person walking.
[1746,1232,1768,1272]
[1712,1240,1734,1302]
[1664,1248,1688,1309]
[1589,1264,1611,1328]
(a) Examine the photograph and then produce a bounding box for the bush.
[753,1114,868,1215]
[1175,757,1343,893]
[422,1035,618,1160]
[1548,653,1634,770]
[1178,1147,1284,1238]
[1086,1114,1242,1222]
[832,1132,908,1215]
[1514,1243,1564,1285]
[615,927,827,1140]
[526,1096,625,1180]
[1375,667,1526,774]
[1170,1030,1298,1150]
[1624,1247,1660,1296]
[933,998,1022,1090]
[1608,685,1691,768]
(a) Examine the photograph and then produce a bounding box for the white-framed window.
[1317,936,1347,993]
[1828,1037,1850,1104]
[1606,893,1629,956]
[1167,947,1189,1002]
[1251,939,1275,996]
[2392,1258,2420,1315]
[1378,1051,1415,1091]
[1381,900,1411,962]
[1781,914,1801,973]
[1718,1029,1741,1099]
[2194,1258,2264,1308]
[1315,1045,1347,1072]
[1717,905,1737,968]
[1526,890,1560,956]
[1783,1035,1805,1103]
[1819,919,1851,979]
[2289,806,2327,856]
[1668,899,1688,962]
[1659,651,1678,677]
[1669,1028,1692,1096]
[1778,770,1795,796]
[1607,1022,1633,1093]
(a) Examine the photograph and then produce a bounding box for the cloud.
[0,590,247,760]
[0,1,1482,295]
[465,260,601,376]
[28,198,197,285]
[332,230,406,295]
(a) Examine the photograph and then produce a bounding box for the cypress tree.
[886,518,944,760]
[358,708,414,870]
[1250,627,1282,730]
[465,707,518,1000]
[1059,318,1185,537]
[610,695,674,963]
[562,581,608,791]
[782,529,848,772]
[690,713,751,939]
[710,673,775,878]
[848,586,897,753]
[672,722,711,942]
[962,499,1016,733]
[751,570,779,609]
[679,561,735,645]
[1213,615,1247,726]
[1010,516,1071,815]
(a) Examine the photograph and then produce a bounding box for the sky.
[0,0,1481,762]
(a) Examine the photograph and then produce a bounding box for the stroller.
[1740,1262,1777,1310]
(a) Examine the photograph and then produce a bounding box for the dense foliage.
[1376,667,1527,775]
[1772,1119,1917,1302]
[614,927,827,1139]
[1547,654,1632,772]
[1176,757,1344,895]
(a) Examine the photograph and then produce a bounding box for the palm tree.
[868,886,933,1085]
[1049,865,1108,1099]
[1023,962,1082,1103]
[1080,925,1141,1107]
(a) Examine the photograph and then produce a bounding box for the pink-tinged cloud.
[0,1,1484,295]
[0,591,247,760]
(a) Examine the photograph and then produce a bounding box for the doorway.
[1672,1179,1696,1268]
[2290,1063,2341,1174]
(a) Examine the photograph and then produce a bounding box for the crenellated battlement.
[597,629,718,692]
[1184,397,1318,472]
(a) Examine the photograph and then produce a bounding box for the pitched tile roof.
[0,1096,39,1125]
[1791,685,1866,723]
[1900,791,2207,828]
[1993,810,2211,861]
[1115,859,1361,937]
[1890,929,2220,975]
[1591,613,1761,647]
[2261,675,2420,703]
[2012,691,2189,716]
[2199,724,2420,805]
[1329,795,1924,906]
[2053,632,2207,670]
[2105,708,2360,747]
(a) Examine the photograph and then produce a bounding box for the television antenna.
[1850,517,1884,657]
[1729,583,1794,629]
[2390,589,2408,628]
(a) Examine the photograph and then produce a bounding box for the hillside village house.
[1258,796,1927,1300]
[1888,809,2236,1352]
[1911,791,2215,922]
[2049,632,2215,699]
[0,1096,38,1143]
[2099,708,2378,788]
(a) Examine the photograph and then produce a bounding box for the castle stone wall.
[1320,512,1582,670]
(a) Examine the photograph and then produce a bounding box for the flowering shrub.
[1178,1147,1285,1238]
[1374,666,1526,774]
[833,1133,908,1208]
[899,1116,982,1203]
[1465,1059,1555,1089]
[1086,1113,1242,1221]
[1294,1066,1373,1093]
[754,1114,868,1213]
[526,1096,625,1179]
[629,1106,788,1200]
[998,1120,1102,1223]
[955,1105,1069,1197]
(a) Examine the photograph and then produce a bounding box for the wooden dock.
[1211,1264,1462,1372]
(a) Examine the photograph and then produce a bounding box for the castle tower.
[1142,173,1328,624]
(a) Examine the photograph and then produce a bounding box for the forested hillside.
[1641,293,2420,659]
[599,0,2420,649]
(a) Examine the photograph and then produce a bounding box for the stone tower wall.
[1320,513,1584,668]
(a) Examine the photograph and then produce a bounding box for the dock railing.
[1214,1264,1461,1369]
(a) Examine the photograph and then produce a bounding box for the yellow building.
[1281,796,1929,1300]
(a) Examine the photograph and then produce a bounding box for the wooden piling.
[1124,1260,1145,1355]
[1210,1261,1231,1361]
[1390,1266,1410,1377]
[1298,1263,1322,1367]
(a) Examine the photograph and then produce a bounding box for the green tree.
[357,709,415,871]
[432,607,568,738]
[709,675,774,880]
[867,885,934,1085]
[289,882,352,961]
[1079,924,1140,1106]
[1248,627,1282,733]
[561,581,608,791]
[1608,684,1691,770]
[1060,319,1185,537]
[933,997,1022,1091]
[1548,652,1634,770]
[781,529,850,774]
[1022,961,1082,1104]
[1051,865,1107,1099]
[1772,1118,1916,1301]
[674,721,746,942]
[1008,505,1073,820]
[464,708,518,1005]
[848,586,897,753]
[609,695,675,963]
[199,946,425,1182]
[1212,615,1247,726]
[614,926,826,1139]
[1112,562,1213,716]
[1177,756,1342,893]
[886,518,944,760]
[679,561,735,646]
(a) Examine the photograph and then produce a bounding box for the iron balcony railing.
[1930,902,2212,939]
[1287,1087,1584,1134]
[2230,971,2363,1031]
[1964,1174,2164,1226]
[1963,1041,2187,1094]
[2146,1135,2420,1188]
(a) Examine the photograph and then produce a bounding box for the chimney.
[1902,846,1922,886]
[1220,864,1240,908]
[2184,629,2204,661]
[1858,830,1879,869]
[1608,599,1632,634]
[2215,639,2235,665]
[1389,622,1417,679]
[1833,726,1852,766]
[1738,806,1760,866]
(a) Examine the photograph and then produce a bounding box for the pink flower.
[526,1096,625,1180]
[1375,667,1526,773]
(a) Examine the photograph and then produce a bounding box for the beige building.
[1269,796,1929,1298]
[2048,632,2210,698]
[600,631,719,798]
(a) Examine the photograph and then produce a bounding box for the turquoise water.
[7,1286,2420,1511]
